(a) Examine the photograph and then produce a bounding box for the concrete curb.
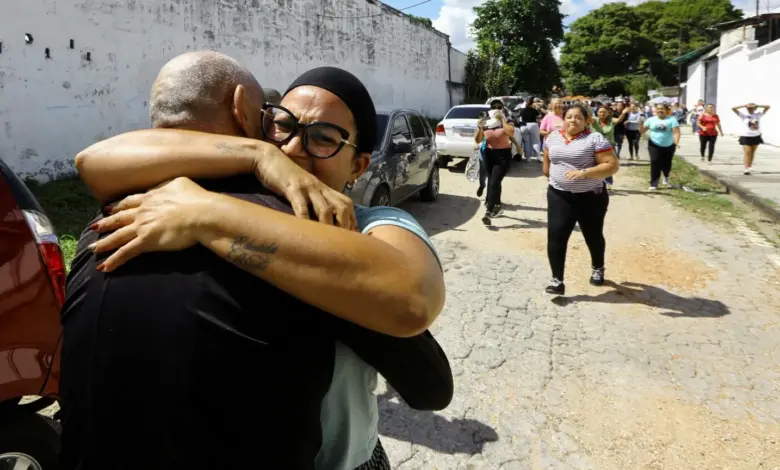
[692,164,780,222]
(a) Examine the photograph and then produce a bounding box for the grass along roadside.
[629,156,743,221]
[27,176,98,269]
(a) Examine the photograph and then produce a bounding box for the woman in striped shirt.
[542,103,620,295]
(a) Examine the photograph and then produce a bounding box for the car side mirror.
[393,142,412,154]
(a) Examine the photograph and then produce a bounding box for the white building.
[0,0,467,180]
[677,11,780,146]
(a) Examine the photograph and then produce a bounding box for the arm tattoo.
[226,236,278,271]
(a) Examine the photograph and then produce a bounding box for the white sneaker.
[648,186,657,192]
[744,168,751,175]
[662,180,672,189]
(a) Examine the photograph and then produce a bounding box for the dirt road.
[379,159,780,469]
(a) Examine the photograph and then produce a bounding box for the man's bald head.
[150,51,264,136]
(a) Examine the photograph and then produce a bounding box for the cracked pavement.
[380,161,780,469]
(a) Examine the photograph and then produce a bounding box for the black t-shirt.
[59,175,452,470]
[519,107,541,123]
[613,111,625,134]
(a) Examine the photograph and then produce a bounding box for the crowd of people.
[473,93,770,295]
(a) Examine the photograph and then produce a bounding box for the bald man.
[60,52,451,470]
[59,51,329,469]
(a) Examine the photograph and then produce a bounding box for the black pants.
[699,135,717,161]
[614,132,625,158]
[547,185,609,281]
[648,140,675,186]
[625,130,640,157]
[484,148,511,210]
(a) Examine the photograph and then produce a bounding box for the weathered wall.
[685,60,705,107]
[449,47,467,84]
[0,0,452,179]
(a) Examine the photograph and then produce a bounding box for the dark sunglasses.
[261,103,357,159]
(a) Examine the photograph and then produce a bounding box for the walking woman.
[542,103,619,295]
[697,104,723,163]
[519,95,542,161]
[732,103,771,175]
[475,107,514,225]
[612,102,627,158]
[591,104,628,189]
[540,99,565,142]
[640,103,680,191]
[623,102,643,160]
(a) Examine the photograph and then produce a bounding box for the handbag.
[465,148,481,182]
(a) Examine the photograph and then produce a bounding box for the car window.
[445,107,489,120]
[408,114,427,141]
[391,116,412,146]
[375,114,390,151]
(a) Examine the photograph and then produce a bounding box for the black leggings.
[625,130,640,157]
[547,185,609,281]
[648,140,675,186]
[614,132,625,158]
[483,148,511,210]
[699,135,717,161]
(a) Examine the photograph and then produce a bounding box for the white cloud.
[431,0,483,52]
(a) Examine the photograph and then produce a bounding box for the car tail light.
[436,124,445,136]
[22,210,66,308]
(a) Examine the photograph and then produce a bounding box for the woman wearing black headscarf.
[75,66,450,470]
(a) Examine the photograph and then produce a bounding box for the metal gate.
[704,58,719,105]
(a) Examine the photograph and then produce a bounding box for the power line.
[317,0,432,19]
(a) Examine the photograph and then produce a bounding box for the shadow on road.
[402,193,481,237]
[377,388,499,454]
[552,281,730,318]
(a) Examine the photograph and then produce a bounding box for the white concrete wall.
[449,47,467,84]
[684,60,705,108]
[716,35,780,146]
[0,0,452,179]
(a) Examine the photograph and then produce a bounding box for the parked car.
[434,104,490,168]
[0,158,64,469]
[349,108,439,207]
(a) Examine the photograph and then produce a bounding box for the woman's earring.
[345,179,356,190]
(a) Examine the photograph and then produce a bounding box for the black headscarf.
[285,66,377,154]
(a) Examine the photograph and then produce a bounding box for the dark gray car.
[348,108,440,207]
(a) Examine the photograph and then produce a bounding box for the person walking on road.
[691,99,705,134]
[640,103,680,191]
[612,102,627,158]
[518,95,542,162]
[540,99,565,142]
[591,104,629,190]
[697,104,723,163]
[476,107,515,225]
[542,103,619,295]
[732,102,771,175]
[624,102,643,160]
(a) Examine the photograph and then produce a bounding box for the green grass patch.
[632,156,742,221]
[26,177,98,269]
[763,198,778,208]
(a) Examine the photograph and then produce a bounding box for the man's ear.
[231,84,256,138]
[351,153,371,181]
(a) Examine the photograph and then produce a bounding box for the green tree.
[560,0,742,97]
[464,41,514,103]
[627,74,661,103]
[471,0,565,95]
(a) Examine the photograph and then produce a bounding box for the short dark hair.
[566,103,591,120]
[490,99,503,109]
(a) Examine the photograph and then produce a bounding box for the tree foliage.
[464,41,514,103]
[470,0,565,95]
[627,75,661,103]
[560,0,742,97]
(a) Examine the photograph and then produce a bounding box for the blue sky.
[383,0,769,52]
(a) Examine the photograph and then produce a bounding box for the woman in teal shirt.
[640,103,680,191]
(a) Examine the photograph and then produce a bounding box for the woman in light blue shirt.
[640,103,680,191]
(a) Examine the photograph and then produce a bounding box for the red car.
[0,157,64,469]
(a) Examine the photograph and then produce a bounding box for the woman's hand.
[88,177,215,272]
[253,151,357,230]
[564,169,587,180]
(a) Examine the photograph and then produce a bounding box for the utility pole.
[756,0,759,18]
